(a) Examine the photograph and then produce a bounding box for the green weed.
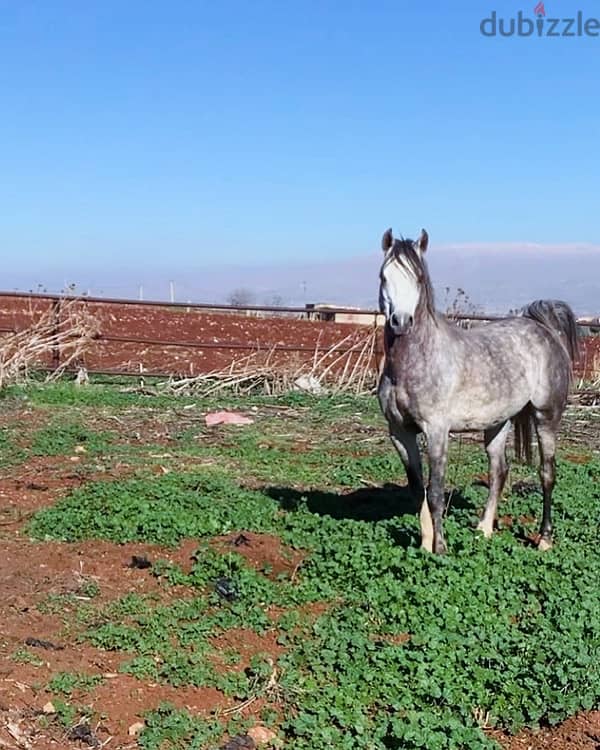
[47,672,103,696]
[139,703,224,750]
[12,648,44,667]
[31,421,114,456]
[0,426,26,467]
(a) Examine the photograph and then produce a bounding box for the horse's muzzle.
[389,312,414,336]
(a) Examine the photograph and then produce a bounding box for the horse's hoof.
[476,521,493,539]
[538,537,553,552]
[433,539,448,555]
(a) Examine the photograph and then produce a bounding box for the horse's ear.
[416,229,429,253]
[381,228,393,252]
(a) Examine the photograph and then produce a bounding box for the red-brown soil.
[0,295,381,377]
[492,712,600,749]
[2,292,598,380]
[212,531,304,579]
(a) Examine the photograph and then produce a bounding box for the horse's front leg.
[389,427,432,552]
[426,427,450,554]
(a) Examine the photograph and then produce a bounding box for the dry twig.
[159,326,380,398]
[0,299,98,387]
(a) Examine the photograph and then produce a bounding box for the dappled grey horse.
[377,228,578,554]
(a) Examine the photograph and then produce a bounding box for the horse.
[377,227,578,554]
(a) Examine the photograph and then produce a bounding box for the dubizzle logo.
[480,4,600,36]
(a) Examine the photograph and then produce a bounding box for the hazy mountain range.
[5,243,600,316]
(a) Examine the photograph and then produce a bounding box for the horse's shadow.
[263,484,477,548]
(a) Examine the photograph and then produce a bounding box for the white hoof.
[420,539,433,553]
[538,538,553,552]
[476,521,493,539]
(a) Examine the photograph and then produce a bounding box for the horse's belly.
[450,415,513,432]
[448,394,527,432]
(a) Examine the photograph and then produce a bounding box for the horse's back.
[451,316,571,420]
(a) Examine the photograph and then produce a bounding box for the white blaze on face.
[380,256,420,321]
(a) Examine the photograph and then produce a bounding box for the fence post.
[51,297,61,371]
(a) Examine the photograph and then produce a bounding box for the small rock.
[248,726,278,745]
[205,411,254,427]
[25,637,63,651]
[42,701,56,715]
[232,533,251,547]
[128,722,145,736]
[67,723,99,747]
[293,374,325,395]
[128,555,152,570]
[215,577,237,601]
[220,736,255,750]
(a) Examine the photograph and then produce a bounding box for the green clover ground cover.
[17,382,600,748]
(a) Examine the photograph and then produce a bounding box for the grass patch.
[0,426,27,467]
[12,648,45,667]
[28,472,281,544]
[140,704,225,750]
[30,421,114,457]
[47,671,103,696]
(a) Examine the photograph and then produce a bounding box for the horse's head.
[379,228,431,336]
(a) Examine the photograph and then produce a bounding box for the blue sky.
[1,0,599,284]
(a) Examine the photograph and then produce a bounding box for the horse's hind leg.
[477,421,510,539]
[389,427,432,552]
[533,411,560,551]
[425,427,450,555]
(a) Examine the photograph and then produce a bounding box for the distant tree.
[261,293,289,317]
[263,293,286,308]
[226,287,256,307]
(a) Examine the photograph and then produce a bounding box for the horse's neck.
[385,311,445,372]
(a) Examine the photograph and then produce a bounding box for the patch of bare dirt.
[211,532,304,580]
[210,628,284,672]
[0,666,230,750]
[0,455,135,535]
[494,712,600,750]
[90,677,228,747]
[0,538,202,611]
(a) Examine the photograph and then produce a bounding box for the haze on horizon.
[1,1,599,311]
[5,241,600,318]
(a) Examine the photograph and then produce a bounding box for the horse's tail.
[512,300,579,464]
[520,299,579,369]
[513,404,534,465]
